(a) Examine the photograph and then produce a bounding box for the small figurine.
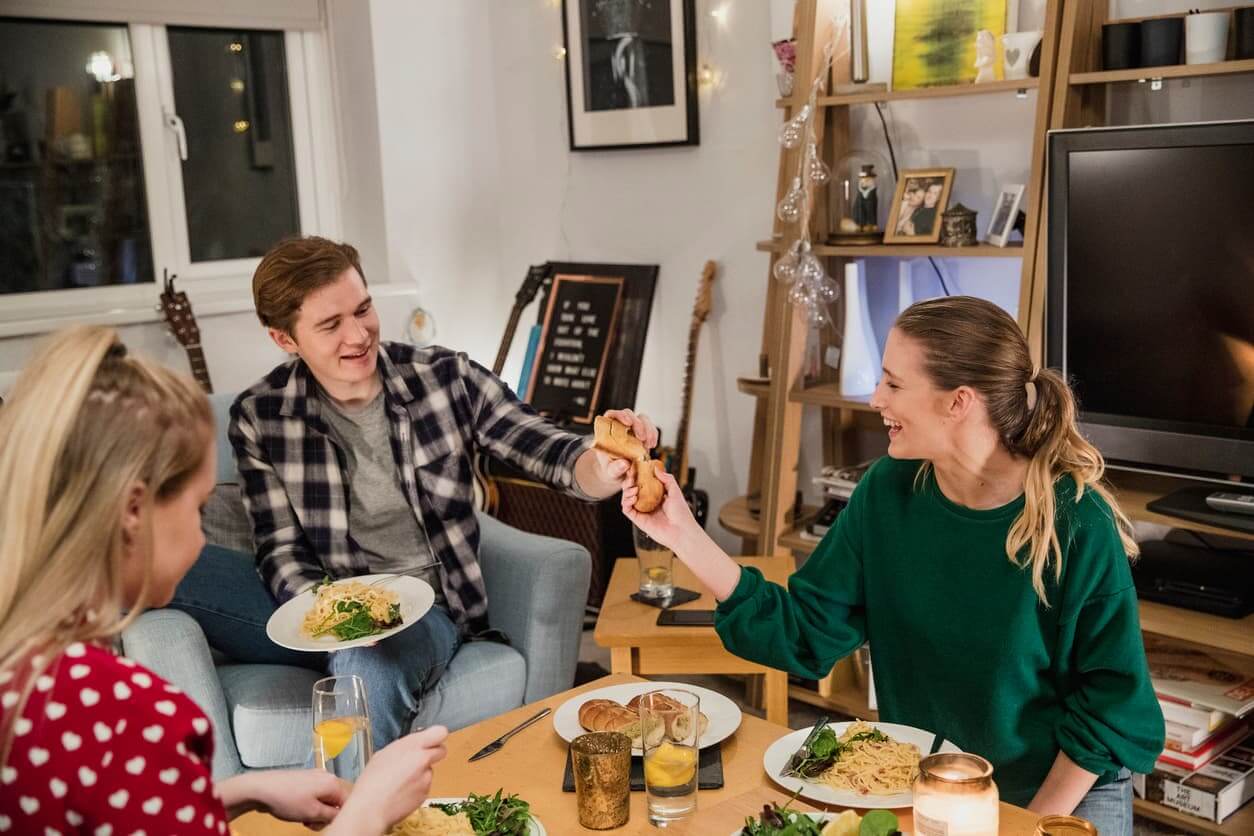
[974,29,996,83]
[851,164,879,231]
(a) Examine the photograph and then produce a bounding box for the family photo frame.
[884,167,955,244]
[561,0,700,151]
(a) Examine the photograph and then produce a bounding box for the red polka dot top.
[0,641,228,836]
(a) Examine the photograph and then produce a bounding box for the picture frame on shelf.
[561,0,699,151]
[883,167,955,244]
[986,183,1024,247]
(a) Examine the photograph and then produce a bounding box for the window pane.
[0,18,153,295]
[168,27,299,262]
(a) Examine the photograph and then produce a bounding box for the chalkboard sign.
[525,273,625,423]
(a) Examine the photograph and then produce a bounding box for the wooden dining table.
[232,673,1041,835]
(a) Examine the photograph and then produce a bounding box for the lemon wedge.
[643,741,698,788]
[820,809,861,836]
[314,718,357,760]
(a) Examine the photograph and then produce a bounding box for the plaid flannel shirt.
[228,342,593,633]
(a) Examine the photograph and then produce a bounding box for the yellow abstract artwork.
[892,0,1008,90]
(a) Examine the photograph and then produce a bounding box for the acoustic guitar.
[158,271,213,394]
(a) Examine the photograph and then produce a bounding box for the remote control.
[1205,492,1254,516]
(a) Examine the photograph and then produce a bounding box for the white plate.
[763,722,963,809]
[421,798,546,836]
[265,575,435,652]
[553,680,742,754]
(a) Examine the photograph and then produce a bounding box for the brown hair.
[0,327,212,764]
[894,296,1138,605]
[252,236,366,334]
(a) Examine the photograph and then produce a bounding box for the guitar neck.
[492,307,526,377]
[672,319,703,487]
[184,344,213,394]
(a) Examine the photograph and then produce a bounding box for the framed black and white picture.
[562,0,699,151]
[986,184,1025,247]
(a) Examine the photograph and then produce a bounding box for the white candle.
[914,790,999,836]
[913,753,1000,836]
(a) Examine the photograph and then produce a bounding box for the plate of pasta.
[266,574,436,652]
[762,720,962,809]
[388,793,545,836]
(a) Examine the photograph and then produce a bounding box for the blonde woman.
[623,297,1164,835]
[0,327,447,835]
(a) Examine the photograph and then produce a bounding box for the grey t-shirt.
[318,389,444,605]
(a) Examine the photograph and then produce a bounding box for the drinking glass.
[639,688,700,825]
[571,731,631,830]
[312,675,372,782]
[633,525,674,599]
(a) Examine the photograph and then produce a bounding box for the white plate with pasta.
[763,721,962,809]
[266,574,436,652]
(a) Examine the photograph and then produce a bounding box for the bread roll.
[578,699,642,747]
[594,415,645,460]
[628,694,709,743]
[634,459,665,514]
[593,415,667,513]
[668,710,710,743]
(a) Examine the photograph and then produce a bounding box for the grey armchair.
[120,393,591,778]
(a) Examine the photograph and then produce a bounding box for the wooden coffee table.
[231,674,1039,834]
[594,556,795,726]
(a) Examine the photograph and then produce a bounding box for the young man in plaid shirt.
[175,236,656,750]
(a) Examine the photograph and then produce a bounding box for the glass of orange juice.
[639,688,700,825]
[313,675,372,782]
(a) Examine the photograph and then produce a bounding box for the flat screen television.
[1046,120,1253,482]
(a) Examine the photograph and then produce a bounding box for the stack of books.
[1160,700,1244,771]
[799,461,872,541]
[1132,634,1254,824]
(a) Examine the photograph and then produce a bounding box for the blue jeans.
[171,545,461,750]
[1072,768,1133,836]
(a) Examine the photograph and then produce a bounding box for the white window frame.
[0,19,343,336]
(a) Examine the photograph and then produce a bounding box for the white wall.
[481,0,780,551]
[367,0,508,367]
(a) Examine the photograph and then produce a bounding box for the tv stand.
[1148,485,1254,536]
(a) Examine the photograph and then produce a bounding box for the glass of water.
[633,525,674,600]
[639,688,700,826]
[312,675,372,782]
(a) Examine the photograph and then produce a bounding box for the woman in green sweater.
[622,296,1163,835]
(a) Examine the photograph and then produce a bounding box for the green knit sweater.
[714,456,1165,806]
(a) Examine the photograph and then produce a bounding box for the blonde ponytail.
[0,327,211,764]
[895,297,1137,606]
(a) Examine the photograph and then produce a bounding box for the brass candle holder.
[571,732,631,829]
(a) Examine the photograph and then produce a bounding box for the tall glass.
[312,675,372,782]
[633,525,674,599]
[639,688,699,826]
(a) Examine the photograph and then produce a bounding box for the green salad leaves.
[308,577,403,641]
[431,791,532,835]
[739,802,900,836]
